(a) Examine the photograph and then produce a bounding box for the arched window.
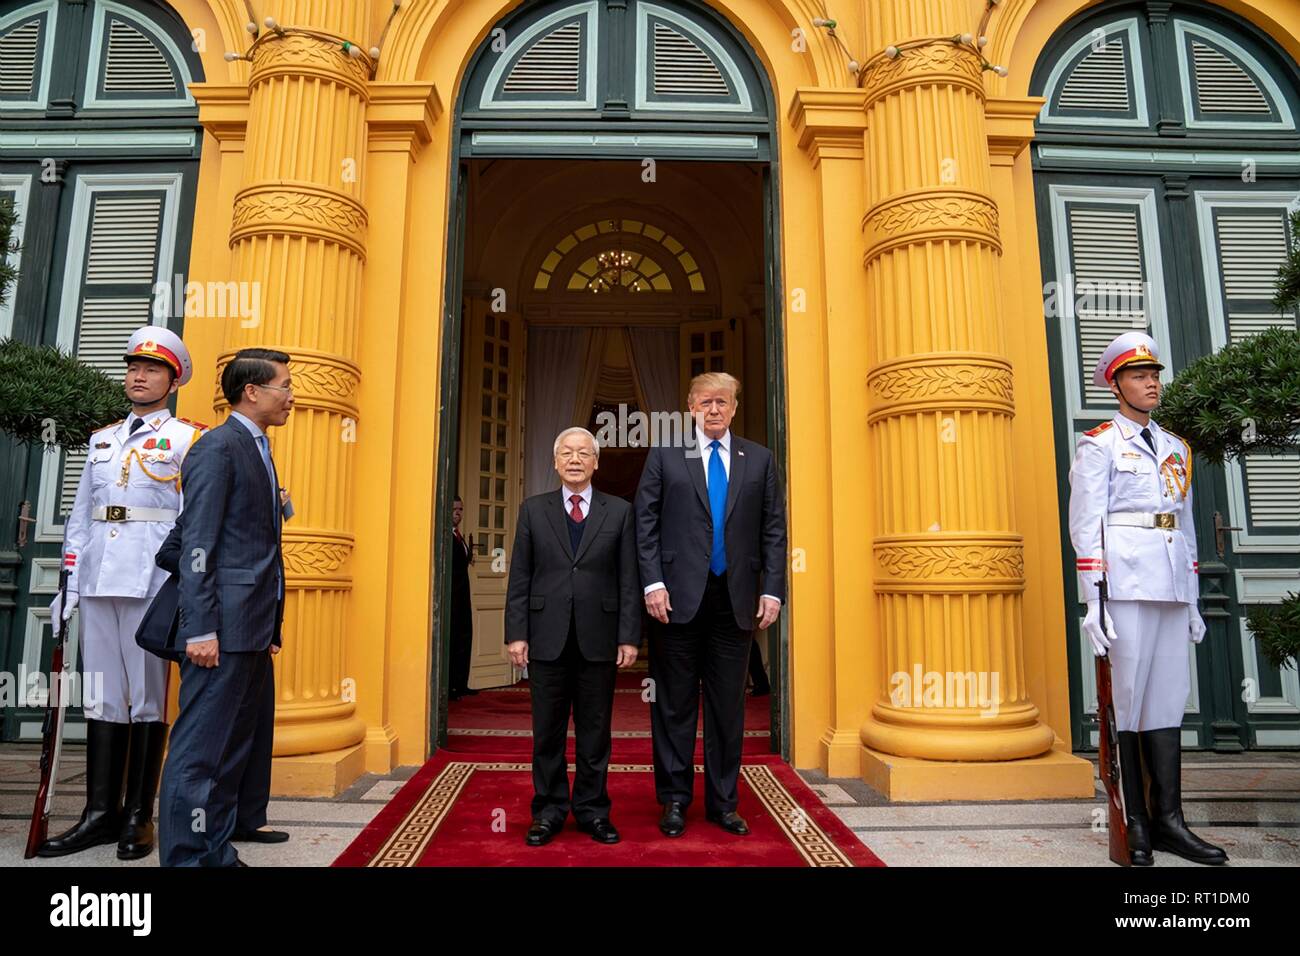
[458,0,771,160]
[533,217,707,293]
[1030,2,1300,750]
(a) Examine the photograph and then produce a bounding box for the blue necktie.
[256,434,284,599]
[255,434,276,508]
[708,439,728,575]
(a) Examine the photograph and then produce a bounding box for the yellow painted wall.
[168,0,1298,800]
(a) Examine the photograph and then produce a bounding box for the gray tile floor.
[3,745,1296,866]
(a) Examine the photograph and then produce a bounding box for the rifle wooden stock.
[25,566,71,859]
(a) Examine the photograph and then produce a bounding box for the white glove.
[1083,600,1117,657]
[1189,607,1207,644]
[49,589,79,623]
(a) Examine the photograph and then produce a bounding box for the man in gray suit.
[505,427,641,847]
[157,348,293,866]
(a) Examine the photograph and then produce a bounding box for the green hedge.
[0,339,129,448]
[1154,326,1300,465]
[1248,593,1300,672]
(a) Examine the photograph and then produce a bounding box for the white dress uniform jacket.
[1068,413,1199,605]
[63,410,206,598]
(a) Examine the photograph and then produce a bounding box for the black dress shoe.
[659,801,686,838]
[577,818,620,844]
[232,828,290,844]
[706,811,751,836]
[525,818,562,846]
[463,688,479,696]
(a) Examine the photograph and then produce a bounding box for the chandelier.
[590,249,647,293]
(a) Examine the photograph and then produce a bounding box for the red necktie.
[569,495,584,522]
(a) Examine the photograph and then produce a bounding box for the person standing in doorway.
[449,495,477,700]
[635,372,788,838]
[505,427,641,846]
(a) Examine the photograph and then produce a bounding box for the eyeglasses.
[255,382,294,395]
[556,450,595,462]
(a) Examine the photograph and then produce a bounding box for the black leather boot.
[37,719,129,856]
[1141,727,1228,865]
[117,721,169,860]
[1117,731,1152,866]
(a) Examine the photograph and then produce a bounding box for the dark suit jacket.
[451,531,473,638]
[634,434,787,631]
[504,489,640,662]
[175,418,285,652]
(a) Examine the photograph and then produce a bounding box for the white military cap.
[1092,331,1164,388]
[123,325,192,386]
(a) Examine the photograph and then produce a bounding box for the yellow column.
[856,1,1086,800]
[787,89,875,778]
[219,6,370,794]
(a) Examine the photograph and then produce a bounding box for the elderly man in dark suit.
[157,348,293,867]
[635,371,787,838]
[505,427,641,846]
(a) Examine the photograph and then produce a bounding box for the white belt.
[92,505,178,522]
[1107,511,1178,530]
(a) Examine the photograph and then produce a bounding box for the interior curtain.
[524,326,590,496]
[571,325,609,430]
[627,326,681,445]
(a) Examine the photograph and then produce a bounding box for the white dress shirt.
[561,482,593,520]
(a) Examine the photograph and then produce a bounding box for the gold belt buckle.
[104,505,127,522]
[1154,513,1175,530]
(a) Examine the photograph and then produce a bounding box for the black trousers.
[528,618,617,825]
[650,571,751,815]
[748,638,770,695]
[449,627,473,695]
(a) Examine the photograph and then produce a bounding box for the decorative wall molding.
[875,534,1026,587]
[867,353,1015,419]
[248,32,371,98]
[787,87,868,167]
[860,40,986,108]
[230,181,368,258]
[863,189,1001,261]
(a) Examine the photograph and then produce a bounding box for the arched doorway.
[427,0,789,758]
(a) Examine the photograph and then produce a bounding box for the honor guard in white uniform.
[1068,331,1227,866]
[40,326,206,861]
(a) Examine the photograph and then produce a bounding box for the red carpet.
[332,751,884,867]
[444,672,772,759]
[333,672,883,867]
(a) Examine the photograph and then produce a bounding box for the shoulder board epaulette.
[101,419,124,430]
[1084,421,1113,438]
[177,417,208,430]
